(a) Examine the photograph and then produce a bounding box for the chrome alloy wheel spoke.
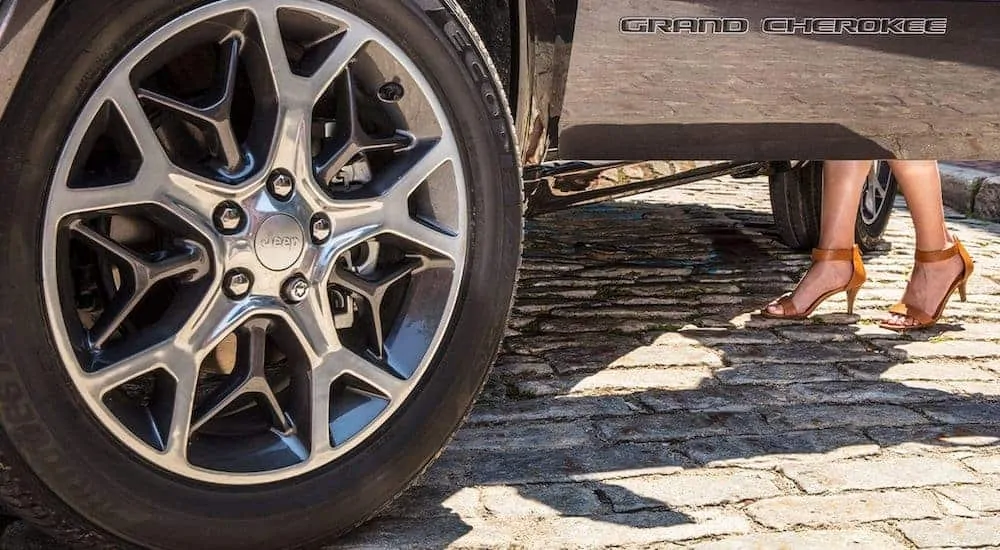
[69,220,211,349]
[314,70,416,187]
[331,258,423,360]
[862,160,893,224]
[251,3,373,106]
[191,318,292,433]
[137,37,246,173]
[308,347,407,456]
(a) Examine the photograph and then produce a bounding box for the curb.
[939,163,1000,221]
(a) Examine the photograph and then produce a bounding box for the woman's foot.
[884,242,968,329]
[764,258,855,317]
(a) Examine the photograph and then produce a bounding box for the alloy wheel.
[41,0,468,484]
[861,160,895,225]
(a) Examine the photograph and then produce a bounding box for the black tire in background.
[769,162,823,252]
[769,161,897,253]
[0,0,521,548]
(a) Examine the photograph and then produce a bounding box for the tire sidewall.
[0,0,520,548]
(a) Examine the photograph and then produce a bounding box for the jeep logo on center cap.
[254,214,305,271]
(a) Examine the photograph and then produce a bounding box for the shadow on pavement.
[342,187,1000,548]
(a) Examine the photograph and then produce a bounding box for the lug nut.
[282,276,310,304]
[213,202,245,234]
[311,214,332,244]
[268,171,295,201]
[223,270,253,299]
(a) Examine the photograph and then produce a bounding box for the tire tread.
[769,163,823,251]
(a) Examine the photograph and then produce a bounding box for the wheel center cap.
[255,214,305,271]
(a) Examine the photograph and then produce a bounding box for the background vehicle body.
[0,0,995,547]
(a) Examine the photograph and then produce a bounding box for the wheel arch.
[456,0,515,95]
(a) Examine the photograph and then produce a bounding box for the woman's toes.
[885,313,910,327]
[897,314,916,327]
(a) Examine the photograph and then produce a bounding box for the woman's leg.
[884,160,964,327]
[765,160,870,315]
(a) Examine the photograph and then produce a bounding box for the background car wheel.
[856,161,898,252]
[769,161,897,253]
[0,0,521,548]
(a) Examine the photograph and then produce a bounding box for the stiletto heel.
[846,287,860,315]
[881,238,975,331]
[762,245,867,320]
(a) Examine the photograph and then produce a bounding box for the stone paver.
[780,456,979,494]
[964,456,1000,474]
[898,516,1000,548]
[525,508,754,547]
[745,490,942,529]
[337,179,1000,548]
[689,529,909,550]
[935,485,1000,512]
[479,485,604,517]
[602,470,784,510]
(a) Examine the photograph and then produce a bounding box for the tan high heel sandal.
[761,245,867,320]
[880,238,975,332]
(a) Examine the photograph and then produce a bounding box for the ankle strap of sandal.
[812,246,857,262]
[915,242,961,263]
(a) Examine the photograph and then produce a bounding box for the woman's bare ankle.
[784,259,855,312]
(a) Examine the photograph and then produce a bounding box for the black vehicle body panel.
[521,0,1000,162]
[3,0,998,176]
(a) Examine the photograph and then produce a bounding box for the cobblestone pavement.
[340,177,1000,549]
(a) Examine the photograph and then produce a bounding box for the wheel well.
[456,0,515,100]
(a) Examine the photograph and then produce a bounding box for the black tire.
[0,0,521,548]
[769,161,897,253]
[768,162,823,252]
